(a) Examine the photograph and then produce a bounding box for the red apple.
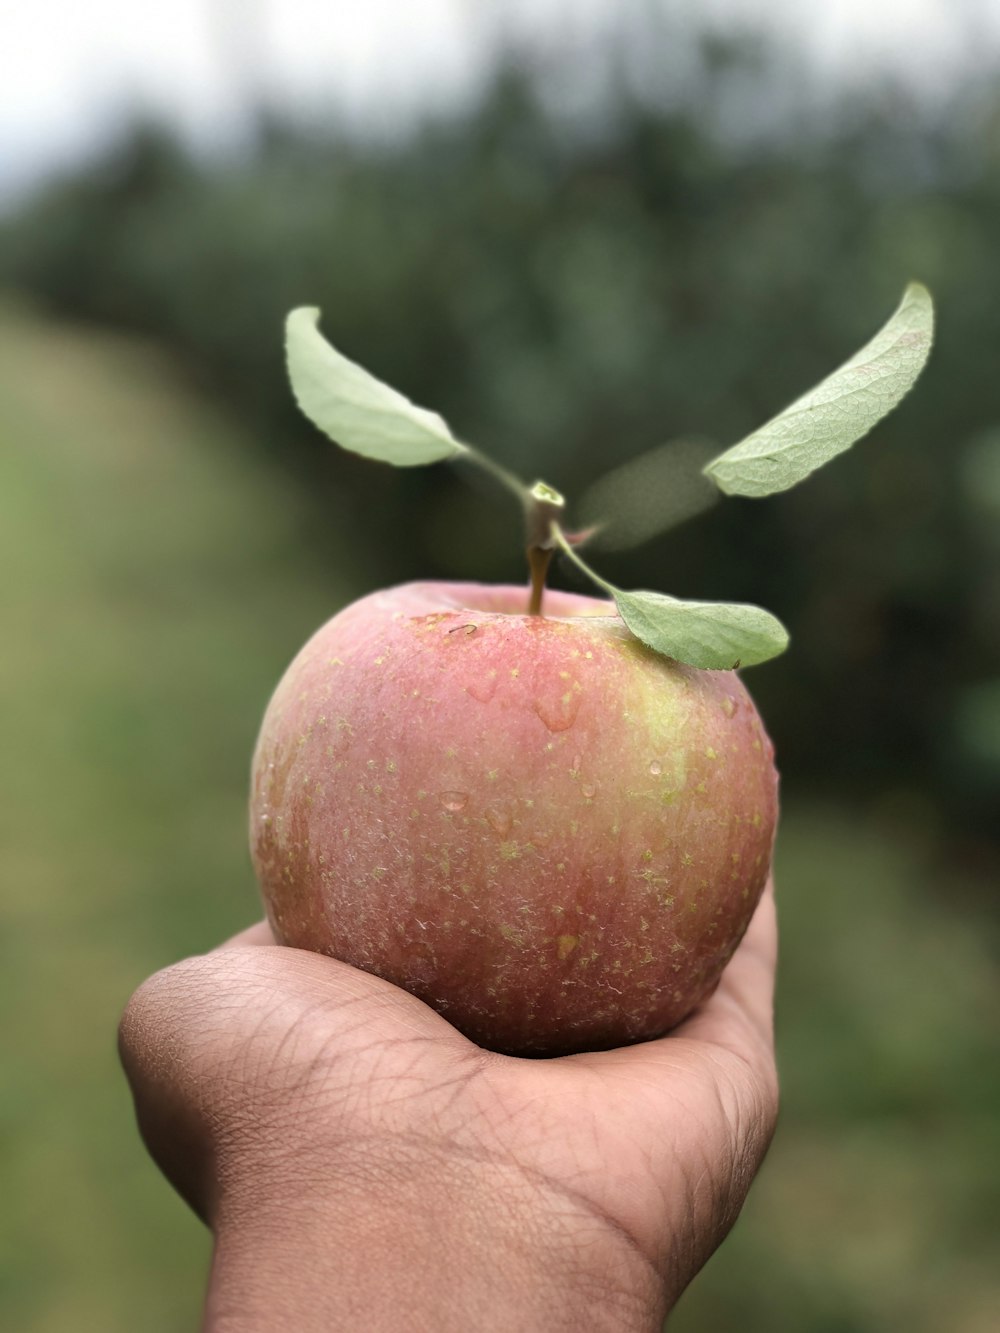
[250,581,778,1056]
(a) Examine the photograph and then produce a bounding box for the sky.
[2,0,998,204]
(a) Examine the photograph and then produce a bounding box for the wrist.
[204,1139,663,1333]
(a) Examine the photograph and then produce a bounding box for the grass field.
[1,301,997,1331]
[0,300,352,1332]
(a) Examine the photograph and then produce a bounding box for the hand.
[120,881,778,1332]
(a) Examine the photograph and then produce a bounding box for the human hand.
[120,881,778,1332]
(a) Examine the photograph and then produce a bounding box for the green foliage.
[0,302,355,1333]
[1,39,997,1326]
[1,56,995,826]
[611,586,789,669]
[674,808,1000,1333]
[286,307,466,465]
[289,273,919,669]
[287,304,791,667]
[555,528,789,668]
[0,307,996,1332]
[704,283,934,497]
[0,36,997,1327]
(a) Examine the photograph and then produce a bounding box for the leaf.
[551,524,788,670]
[285,307,467,466]
[704,282,934,498]
[613,588,789,670]
[579,438,719,551]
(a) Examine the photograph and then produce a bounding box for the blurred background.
[2,2,998,1329]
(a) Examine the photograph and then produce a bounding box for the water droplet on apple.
[439,791,468,812]
[581,783,597,800]
[534,691,581,733]
[466,671,497,704]
[649,760,662,776]
[485,806,511,836]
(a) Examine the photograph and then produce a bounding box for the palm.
[235,884,771,1279]
[122,884,776,1304]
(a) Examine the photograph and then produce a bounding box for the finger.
[119,957,238,1220]
[213,920,280,950]
[210,932,474,1048]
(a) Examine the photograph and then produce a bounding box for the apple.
[248,286,934,1055]
[250,580,778,1056]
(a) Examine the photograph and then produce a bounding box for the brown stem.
[524,482,565,617]
[527,545,554,616]
[454,456,569,618]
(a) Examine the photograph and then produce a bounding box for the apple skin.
[250,582,778,1057]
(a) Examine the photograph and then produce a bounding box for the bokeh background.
[2,3,999,1330]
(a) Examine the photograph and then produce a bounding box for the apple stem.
[528,545,553,616]
[524,481,566,617]
[457,451,567,617]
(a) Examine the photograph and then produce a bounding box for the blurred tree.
[2,31,998,842]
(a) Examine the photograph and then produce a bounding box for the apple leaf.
[704,282,934,498]
[579,438,719,551]
[286,307,467,466]
[613,589,789,670]
[551,526,787,669]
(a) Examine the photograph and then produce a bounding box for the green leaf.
[704,282,934,498]
[579,438,719,551]
[285,307,466,466]
[613,588,789,670]
[551,525,788,670]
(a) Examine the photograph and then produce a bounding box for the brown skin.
[119,880,778,1332]
[251,582,778,1054]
